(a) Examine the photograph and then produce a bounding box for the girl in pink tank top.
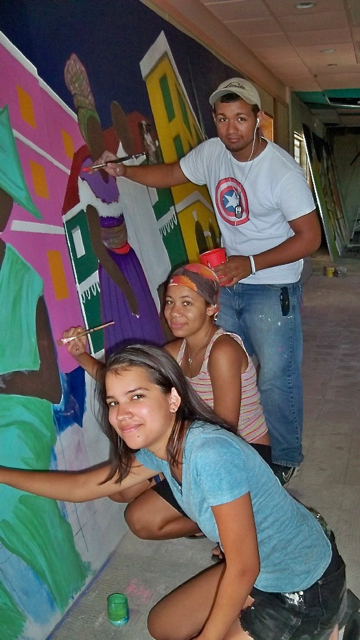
[164,263,270,449]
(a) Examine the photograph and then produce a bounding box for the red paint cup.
[199,247,226,268]
[199,248,231,285]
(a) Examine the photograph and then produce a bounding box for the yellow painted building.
[140,33,220,261]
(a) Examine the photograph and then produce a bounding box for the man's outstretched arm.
[93,151,189,189]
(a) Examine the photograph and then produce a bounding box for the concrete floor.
[49,251,360,640]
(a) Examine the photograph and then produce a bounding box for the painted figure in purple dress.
[63,54,165,354]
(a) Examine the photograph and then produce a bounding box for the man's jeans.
[217,281,303,467]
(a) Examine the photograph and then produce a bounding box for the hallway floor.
[49,252,360,640]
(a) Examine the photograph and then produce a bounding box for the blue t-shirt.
[135,422,331,593]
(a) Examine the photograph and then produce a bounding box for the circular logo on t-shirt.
[215,177,249,226]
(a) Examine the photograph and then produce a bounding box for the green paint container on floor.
[107,593,129,626]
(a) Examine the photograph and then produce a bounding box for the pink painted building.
[0,32,84,372]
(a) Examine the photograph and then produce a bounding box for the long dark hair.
[98,344,234,483]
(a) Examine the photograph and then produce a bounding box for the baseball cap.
[209,78,261,109]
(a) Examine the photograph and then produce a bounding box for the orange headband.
[168,263,219,306]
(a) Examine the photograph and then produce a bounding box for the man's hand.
[90,151,125,178]
[214,255,252,287]
[213,209,321,287]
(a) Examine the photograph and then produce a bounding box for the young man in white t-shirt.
[95,78,321,484]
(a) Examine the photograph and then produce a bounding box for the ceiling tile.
[205,0,271,21]
[263,0,346,17]
[345,0,360,28]
[275,72,315,87]
[225,18,282,36]
[287,28,352,46]
[290,77,323,90]
[239,33,290,48]
[279,11,349,32]
[269,58,312,73]
[295,42,357,62]
[270,64,313,77]
[253,46,300,61]
[316,72,360,88]
[309,63,360,75]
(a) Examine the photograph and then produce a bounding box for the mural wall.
[0,1,252,638]
[0,34,127,640]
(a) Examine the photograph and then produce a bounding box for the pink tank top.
[177,328,268,443]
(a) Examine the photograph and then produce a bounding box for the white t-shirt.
[180,138,316,284]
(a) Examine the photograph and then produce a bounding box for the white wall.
[330,130,360,234]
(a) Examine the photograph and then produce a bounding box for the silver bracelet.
[249,255,256,275]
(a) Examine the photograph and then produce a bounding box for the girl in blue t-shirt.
[0,345,347,640]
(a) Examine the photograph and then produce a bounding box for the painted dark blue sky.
[1,0,238,136]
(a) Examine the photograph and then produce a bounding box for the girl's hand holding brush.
[61,327,87,358]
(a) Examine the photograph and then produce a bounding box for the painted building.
[140,32,220,261]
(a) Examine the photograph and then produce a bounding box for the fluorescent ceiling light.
[295,2,316,8]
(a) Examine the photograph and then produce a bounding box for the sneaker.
[272,464,299,486]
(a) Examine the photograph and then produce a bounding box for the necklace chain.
[186,328,214,368]
[234,136,262,219]
[242,136,262,183]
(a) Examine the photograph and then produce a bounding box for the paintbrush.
[82,153,146,172]
[58,321,115,345]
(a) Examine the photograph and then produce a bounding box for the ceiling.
[196,0,360,127]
